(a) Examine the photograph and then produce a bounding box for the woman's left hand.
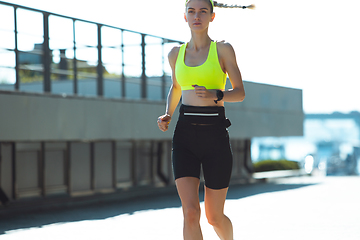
[192,85,216,99]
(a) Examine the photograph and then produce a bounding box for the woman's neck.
[188,32,212,50]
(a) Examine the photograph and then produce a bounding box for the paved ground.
[0,176,360,240]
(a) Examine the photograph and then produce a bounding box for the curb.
[252,169,308,181]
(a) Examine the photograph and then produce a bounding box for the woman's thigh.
[204,186,228,220]
[175,177,201,211]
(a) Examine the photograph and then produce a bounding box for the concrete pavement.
[1,176,360,240]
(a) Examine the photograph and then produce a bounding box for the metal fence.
[0,1,182,100]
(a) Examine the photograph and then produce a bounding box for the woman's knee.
[183,206,201,224]
[206,212,224,227]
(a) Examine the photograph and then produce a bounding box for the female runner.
[158,1,252,239]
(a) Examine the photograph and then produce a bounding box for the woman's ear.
[211,12,215,22]
[184,13,188,22]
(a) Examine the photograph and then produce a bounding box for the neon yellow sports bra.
[175,41,227,91]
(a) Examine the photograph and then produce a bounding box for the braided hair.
[214,1,255,9]
[185,0,255,13]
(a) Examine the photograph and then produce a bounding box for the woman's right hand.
[157,114,172,132]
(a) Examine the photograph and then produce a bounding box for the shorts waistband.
[178,104,230,127]
[180,104,225,116]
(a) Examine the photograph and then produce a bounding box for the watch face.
[217,90,224,99]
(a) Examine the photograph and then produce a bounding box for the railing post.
[72,20,78,95]
[14,7,19,91]
[11,143,16,200]
[121,30,126,98]
[131,141,137,186]
[157,141,169,185]
[97,24,104,97]
[40,142,45,197]
[90,142,95,191]
[66,142,72,195]
[141,34,147,99]
[43,12,51,93]
[244,139,254,174]
[112,141,117,190]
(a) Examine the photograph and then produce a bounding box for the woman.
[157,1,251,239]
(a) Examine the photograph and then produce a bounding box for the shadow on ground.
[0,179,318,234]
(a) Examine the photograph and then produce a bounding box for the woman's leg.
[204,187,233,240]
[175,177,203,240]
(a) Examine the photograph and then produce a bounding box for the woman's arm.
[218,42,245,102]
[158,47,182,132]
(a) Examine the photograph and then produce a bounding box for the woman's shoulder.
[168,44,184,66]
[168,43,186,64]
[168,45,181,58]
[215,41,235,54]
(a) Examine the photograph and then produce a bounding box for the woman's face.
[185,0,215,31]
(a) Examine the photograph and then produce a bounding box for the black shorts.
[172,104,233,190]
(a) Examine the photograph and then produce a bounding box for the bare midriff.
[181,89,224,107]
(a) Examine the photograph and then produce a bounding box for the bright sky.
[3,0,360,114]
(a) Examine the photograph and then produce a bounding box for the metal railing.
[0,1,182,100]
[0,138,252,204]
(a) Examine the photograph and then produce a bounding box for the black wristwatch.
[214,90,224,104]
